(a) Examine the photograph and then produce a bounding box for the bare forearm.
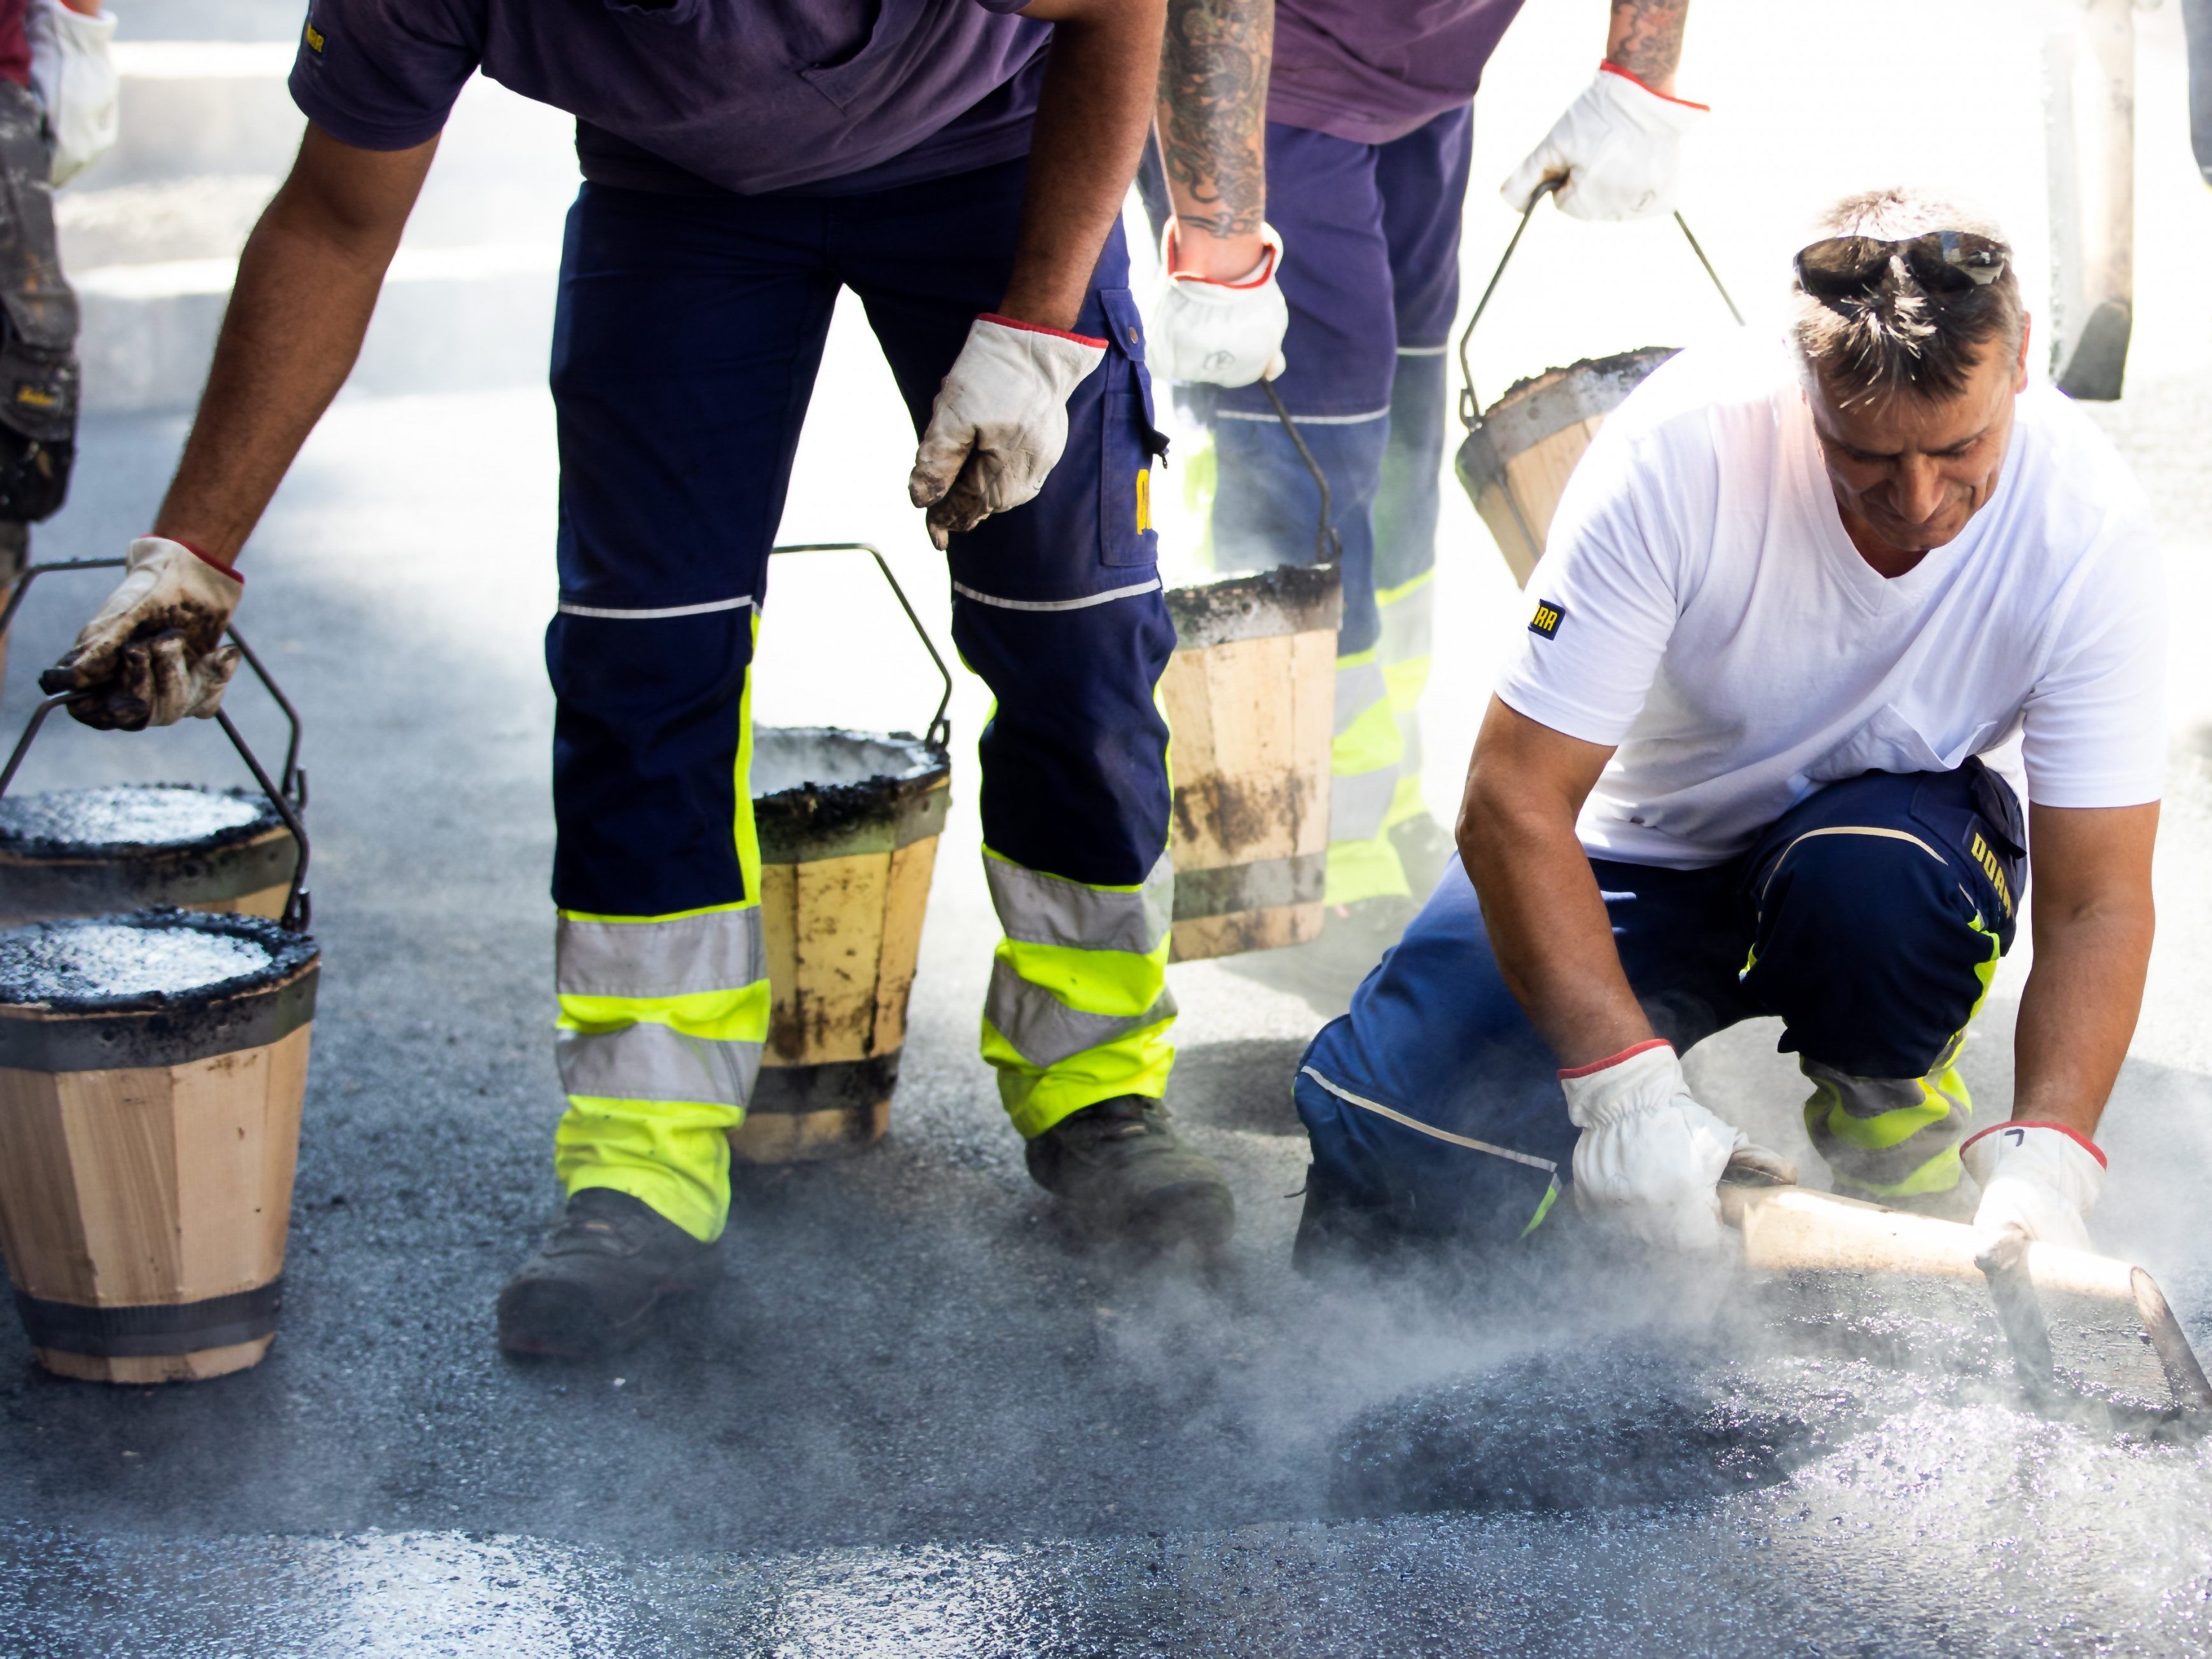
[1155,0,1271,277]
[2013,907,2153,1137]
[1000,1,1165,332]
[157,133,432,564]
[1605,0,1688,93]
[1460,778,1651,1069]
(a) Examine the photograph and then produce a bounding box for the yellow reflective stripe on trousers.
[554,614,765,1244]
[981,845,1177,1140]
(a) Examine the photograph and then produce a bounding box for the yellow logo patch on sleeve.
[1528,598,1565,640]
[304,18,326,54]
[1135,467,1151,535]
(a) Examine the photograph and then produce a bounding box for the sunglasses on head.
[1793,230,2009,302]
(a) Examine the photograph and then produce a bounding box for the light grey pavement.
[6,1,2212,1653]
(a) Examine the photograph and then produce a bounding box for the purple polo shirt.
[290,0,1049,197]
[1268,0,1528,146]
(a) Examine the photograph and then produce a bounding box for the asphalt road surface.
[6,1,2212,1653]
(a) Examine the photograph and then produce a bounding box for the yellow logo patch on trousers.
[1135,467,1151,534]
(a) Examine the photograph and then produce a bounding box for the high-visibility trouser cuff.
[1323,829,1412,906]
[1802,1059,1973,1199]
[553,903,772,1243]
[981,846,1178,1139]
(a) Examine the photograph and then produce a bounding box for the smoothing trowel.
[1719,1179,2212,1415]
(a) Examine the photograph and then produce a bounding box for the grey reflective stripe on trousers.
[556,1021,762,1107]
[1333,660,1389,738]
[1376,580,1434,671]
[556,907,766,1000]
[983,965,1179,1070]
[1329,767,1399,844]
[1299,1065,1559,1174]
[984,849,1172,957]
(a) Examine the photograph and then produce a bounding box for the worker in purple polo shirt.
[1145,0,1706,963]
[37,0,1240,1360]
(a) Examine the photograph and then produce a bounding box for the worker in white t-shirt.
[1290,186,2164,1267]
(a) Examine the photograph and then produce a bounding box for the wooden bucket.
[1453,346,1677,586]
[740,727,951,1165]
[0,909,318,1382]
[0,783,300,926]
[1161,563,1342,962]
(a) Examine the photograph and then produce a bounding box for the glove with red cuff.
[1959,1121,2106,1253]
[1147,221,1289,388]
[1562,1039,1796,1252]
[907,314,1109,550]
[1501,62,1707,222]
[39,535,243,731]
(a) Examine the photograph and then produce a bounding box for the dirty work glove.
[1147,221,1289,388]
[1562,1039,1795,1252]
[26,0,118,187]
[1960,1121,2106,1254]
[907,314,1107,549]
[39,535,242,731]
[1501,62,1707,222]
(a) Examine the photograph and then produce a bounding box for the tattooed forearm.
[1156,0,1272,242]
[1606,0,1688,89]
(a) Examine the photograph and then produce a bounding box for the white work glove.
[1500,63,1706,223]
[26,0,118,188]
[1147,221,1289,388]
[1960,1121,2106,1254]
[1562,1039,1795,1252]
[39,536,243,731]
[907,314,1107,550]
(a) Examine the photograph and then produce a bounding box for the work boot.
[1026,1095,1235,1249]
[496,1187,723,1359]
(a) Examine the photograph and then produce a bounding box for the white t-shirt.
[1494,337,2166,871]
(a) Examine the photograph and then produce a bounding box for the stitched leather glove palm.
[1562,1039,1794,1252]
[39,536,242,731]
[907,314,1108,549]
[1501,64,1706,222]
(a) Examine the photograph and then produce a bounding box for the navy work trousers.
[1294,764,2027,1245]
[545,162,1177,920]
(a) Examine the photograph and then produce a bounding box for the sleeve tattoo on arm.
[1158,0,1271,239]
[1606,0,1688,85]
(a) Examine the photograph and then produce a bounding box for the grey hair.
[1790,187,2025,407]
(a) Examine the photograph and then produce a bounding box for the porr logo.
[1969,830,2013,918]
[1528,599,1565,640]
[304,19,326,54]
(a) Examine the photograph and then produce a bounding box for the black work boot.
[1025,1096,1235,1250]
[496,1188,722,1358]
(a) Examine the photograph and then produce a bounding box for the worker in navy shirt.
[38,0,1234,1359]
[1144,0,1706,958]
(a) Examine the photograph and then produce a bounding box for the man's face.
[1805,322,2031,556]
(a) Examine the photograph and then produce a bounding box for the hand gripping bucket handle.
[769,542,954,750]
[0,557,311,932]
[1454,178,1746,430]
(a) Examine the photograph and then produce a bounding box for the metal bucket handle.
[769,542,953,751]
[0,559,312,932]
[1454,179,1747,430]
[1259,379,1343,567]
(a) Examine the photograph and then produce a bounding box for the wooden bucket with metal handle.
[1162,382,1344,962]
[1453,179,1744,585]
[0,559,309,925]
[737,543,953,1165]
[0,685,314,1383]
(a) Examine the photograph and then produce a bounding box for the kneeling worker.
[1293,188,2163,1262]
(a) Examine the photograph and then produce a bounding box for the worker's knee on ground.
[1800,1060,1973,1200]
[1747,826,1996,1079]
